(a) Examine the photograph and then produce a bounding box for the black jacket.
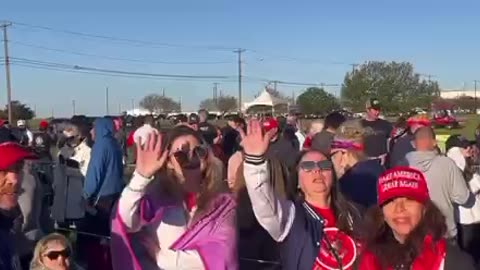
[444,242,477,270]
[0,209,21,270]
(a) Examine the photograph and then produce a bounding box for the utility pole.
[105,87,109,115]
[213,83,219,105]
[131,99,135,110]
[350,63,359,75]
[475,80,478,114]
[72,100,76,116]
[162,88,165,97]
[179,97,182,111]
[118,103,121,114]
[234,48,246,111]
[1,22,12,123]
[274,81,278,92]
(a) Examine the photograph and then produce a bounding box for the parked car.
[432,109,459,129]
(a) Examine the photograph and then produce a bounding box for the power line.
[11,61,238,83]
[10,41,234,65]
[11,21,237,51]
[10,57,233,79]
[10,21,354,67]
[243,76,339,87]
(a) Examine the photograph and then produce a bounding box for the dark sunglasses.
[299,160,333,172]
[44,249,71,260]
[173,145,208,168]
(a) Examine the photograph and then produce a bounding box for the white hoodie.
[447,147,480,225]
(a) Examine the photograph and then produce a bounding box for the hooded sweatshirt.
[402,151,471,237]
[447,147,480,225]
[84,118,124,201]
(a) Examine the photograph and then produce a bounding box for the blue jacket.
[339,159,385,208]
[84,118,124,200]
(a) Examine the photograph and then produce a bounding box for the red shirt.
[303,136,313,150]
[310,206,357,270]
[311,205,336,227]
[126,130,135,147]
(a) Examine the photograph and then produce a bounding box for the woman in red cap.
[358,166,476,270]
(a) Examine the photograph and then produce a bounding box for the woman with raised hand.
[358,167,476,270]
[111,126,236,270]
[242,119,362,270]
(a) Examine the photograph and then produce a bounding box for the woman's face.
[382,197,424,243]
[41,240,71,270]
[330,150,347,178]
[298,151,333,201]
[461,146,473,158]
[168,135,208,192]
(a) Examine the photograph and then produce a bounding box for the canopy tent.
[125,108,152,116]
[243,89,288,111]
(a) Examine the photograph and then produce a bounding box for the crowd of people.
[1,98,480,269]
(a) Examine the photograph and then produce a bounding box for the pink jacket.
[110,193,238,270]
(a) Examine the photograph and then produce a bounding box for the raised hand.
[237,119,276,157]
[135,133,168,178]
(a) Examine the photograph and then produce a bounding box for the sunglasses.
[172,145,208,168]
[299,160,333,172]
[44,249,71,260]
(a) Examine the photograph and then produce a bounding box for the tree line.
[8,61,468,121]
[137,61,446,115]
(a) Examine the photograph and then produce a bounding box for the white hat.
[17,120,26,127]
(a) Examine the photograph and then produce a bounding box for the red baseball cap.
[262,118,278,132]
[0,128,36,170]
[39,120,49,130]
[377,166,429,206]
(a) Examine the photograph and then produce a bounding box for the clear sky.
[1,0,480,117]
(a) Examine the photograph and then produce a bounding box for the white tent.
[243,89,288,111]
[125,108,152,116]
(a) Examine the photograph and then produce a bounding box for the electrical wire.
[11,62,238,83]
[10,57,234,79]
[11,21,352,66]
[10,41,234,65]
[11,21,237,51]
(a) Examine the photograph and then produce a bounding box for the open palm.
[238,119,275,157]
[136,133,168,178]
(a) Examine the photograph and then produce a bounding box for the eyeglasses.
[44,249,71,260]
[299,160,333,172]
[172,145,208,168]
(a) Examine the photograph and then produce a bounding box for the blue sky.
[1,0,480,117]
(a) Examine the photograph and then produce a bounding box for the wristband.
[244,153,266,165]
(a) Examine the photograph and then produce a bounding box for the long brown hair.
[155,126,227,213]
[295,150,362,236]
[361,200,447,269]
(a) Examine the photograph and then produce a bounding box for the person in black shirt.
[221,115,243,160]
[361,98,393,162]
[32,120,53,160]
[197,109,217,145]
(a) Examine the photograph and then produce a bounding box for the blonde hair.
[335,120,368,160]
[30,233,72,270]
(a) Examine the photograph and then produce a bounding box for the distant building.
[440,89,477,99]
